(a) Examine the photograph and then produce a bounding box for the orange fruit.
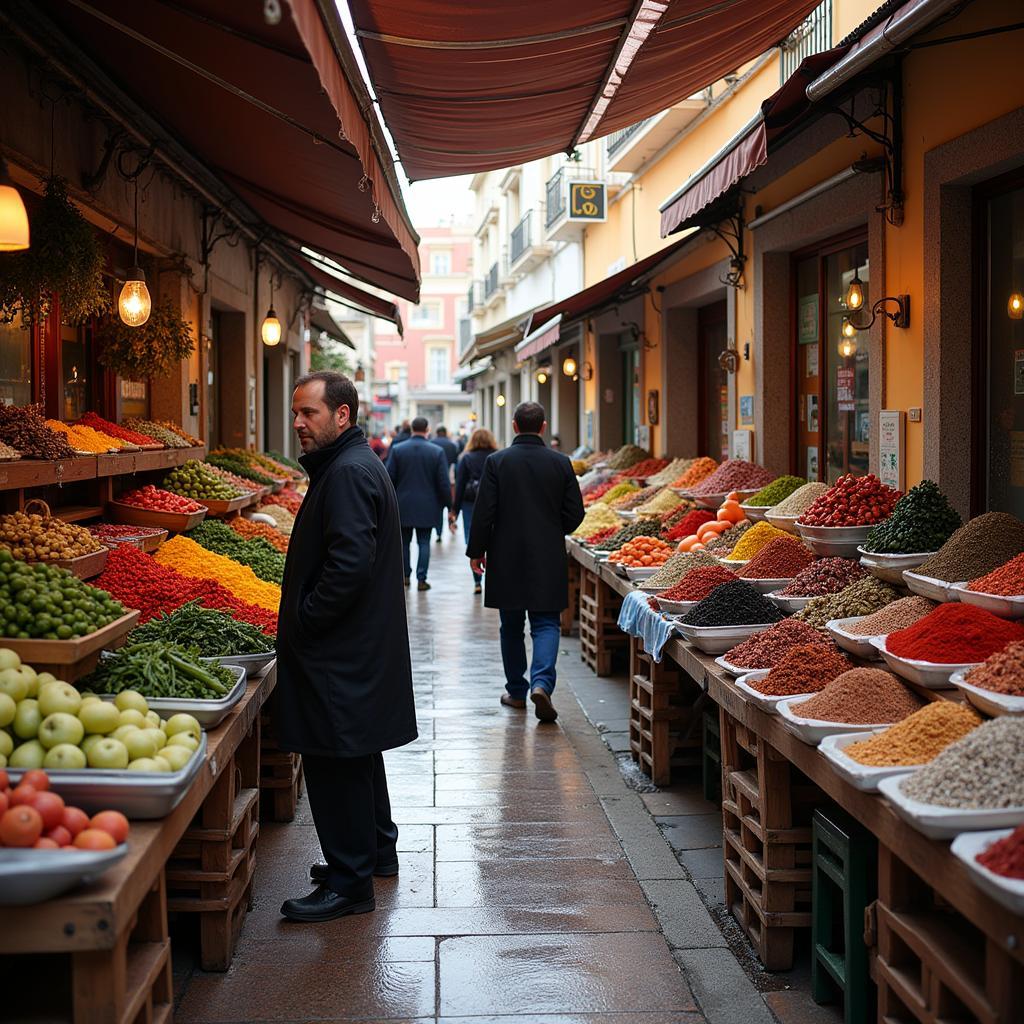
[90,811,129,844]
[0,805,44,847]
[74,828,117,851]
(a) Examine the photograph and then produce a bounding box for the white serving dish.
[902,569,959,603]
[768,590,814,613]
[8,733,207,820]
[857,547,937,585]
[739,504,771,523]
[691,489,761,510]
[0,845,128,906]
[96,664,246,728]
[776,696,893,745]
[656,596,701,614]
[870,635,976,690]
[716,557,749,569]
[637,582,670,595]
[951,830,1024,915]
[878,775,1024,840]
[818,731,921,792]
[765,512,800,535]
[714,655,750,677]
[675,621,780,655]
[949,583,1024,619]
[669,488,695,498]
[796,523,872,558]
[949,669,1024,716]
[625,565,664,581]
[825,617,882,659]
[737,576,794,595]
[735,672,816,714]
[616,509,638,520]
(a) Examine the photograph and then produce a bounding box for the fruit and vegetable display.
[78,412,157,447]
[216,448,299,481]
[78,641,237,699]
[266,450,305,476]
[229,517,289,553]
[186,520,285,584]
[94,544,277,634]
[204,463,262,496]
[0,404,74,460]
[0,769,129,850]
[153,421,201,446]
[0,508,104,562]
[689,459,774,496]
[885,603,1024,664]
[163,461,244,502]
[261,490,303,515]
[117,485,205,514]
[743,476,807,508]
[861,480,961,554]
[88,524,167,548]
[673,495,748,552]
[593,519,661,551]
[122,418,193,448]
[797,474,900,527]
[915,512,1024,583]
[154,536,280,611]
[702,521,752,555]
[0,552,125,640]
[206,453,276,486]
[679,580,785,627]
[256,502,296,534]
[128,601,275,658]
[608,536,673,567]
[663,508,715,543]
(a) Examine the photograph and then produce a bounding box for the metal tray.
[97,664,246,728]
[949,583,1024,620]
[869,635,976,690]
[878,775,1024,840]
[7,733,207,819]
[857,547,936,585]
[0,845,128,906]
[795,523,872,558]
[204,651,276,676]
[951,831,1024,915]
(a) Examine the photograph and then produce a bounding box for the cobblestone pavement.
[175,534,704,1023]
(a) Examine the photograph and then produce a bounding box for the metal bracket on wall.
[709,208,746,290]
[200,207,242,293]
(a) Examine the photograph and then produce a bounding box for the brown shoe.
[530,688,558,722]
[417,580,431,591]
[500,694,526,709]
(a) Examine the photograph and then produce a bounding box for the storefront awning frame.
[309,306,355,349]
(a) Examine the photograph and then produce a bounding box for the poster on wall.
[739,395,754,425]
[878,410,906,491]
[806,345,819,377]
[732,430,752,461]
[807,446,819,481]
[798,294,819,345]
[837,367,855,412]
[806,394,820,433]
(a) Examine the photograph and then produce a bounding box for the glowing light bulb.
[536,370,548,384]
[838,336,857,358]
[845,271,864,311]
[261,306,282,346]
[562,356,577,377]
[118,268,151,327]
[841,318,857,339]
[1009,293,1024,321]
[0,158,28,252]
[495,393,506,407]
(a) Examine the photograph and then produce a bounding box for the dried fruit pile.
[0,510,103,561]
[797,474,900,527]
[862,480,961,554]
[690,459,774,496]
[608,536,673,567]
[0,404,74,460]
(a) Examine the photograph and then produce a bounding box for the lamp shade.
[1010,293,1024,320]
[0,159,28,252]
[261,307,282,346]
[118,268,152,327]
[845,272,864,311]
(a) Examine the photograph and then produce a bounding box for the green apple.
[139,727,166,750]
[127,757,162,772]
[165,732,199,753]
[9,739,45,769]
[13,698,41,740]
[0,692,15,729]
[78,701,121,735]
[111,724,140,742]
[81,734,106,757]
[43,743,87,770]
[0,753,6,767]
[38,712,85,750]
[17,666,38,698]
[117,709,148,729]
[0,648,21,672]
[158,745,192,771]
[114,690,149,715]
[38,681,82,718]
[123,730,158,761]
[151,756,172,772]
[0,730,12,758]
[164,713,201,741]
[87,738,129,769]
[0,668,28,703]
[35,672,59,689]
[145,711,161,728]
[80,694,101,705]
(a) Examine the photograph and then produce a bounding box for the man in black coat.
[466,401,585,721]
[429,426,458,541]
[387,416,451,590]
[276,371,417,922]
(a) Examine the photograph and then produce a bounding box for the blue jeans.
[401,526,432,581]
[461,504,481,583]
[499,609,560,699]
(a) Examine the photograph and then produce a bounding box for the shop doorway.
[975,170,1024,516]
[697,300,729,461]
[793,235,870,482]
[622,344,640,445]
[207,312,222,447]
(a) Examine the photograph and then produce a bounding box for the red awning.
[526,234,696,331]
[44,0,420,300]
[300,256,404,334]
[348,0,824,180]
[659,46,849,236]
[515,317,563,362]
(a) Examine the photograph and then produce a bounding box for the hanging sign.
[569,182,606,222]
[837,368,855,412]
[878,410,905,491]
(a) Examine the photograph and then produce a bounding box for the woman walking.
[450,428,498,594]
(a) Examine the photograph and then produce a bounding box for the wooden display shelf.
[0,457,98,491]
[95,445,206,478]
[108,500,206,534]
[50,545,109,579]
[53,504,105,524]
[201,494,251,516]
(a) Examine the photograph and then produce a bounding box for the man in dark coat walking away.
[430,426,458,542]
[387,416,451,590]
[466,401,585,721]
[276,371,417,923]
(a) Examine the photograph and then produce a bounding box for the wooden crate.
[868,843,1024,1023]
[720,708,816,970]
[628,637,704,785]
[561,557,581,636]
[260,710,304,822]
[578,566,626,676]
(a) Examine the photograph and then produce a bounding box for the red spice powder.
[664,509,715,542]
[968,553,1024,596]
[660,565,739,602]
[752,644,850,696]
[723,618,830,669]
[977,824,1024,879]
[739,536,814,580]
[887,603,1024,663]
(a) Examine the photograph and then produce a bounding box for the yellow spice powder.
[155,535,281,611]
[636,488,682,515]
[723,522,789,562]
[845,701,981,766]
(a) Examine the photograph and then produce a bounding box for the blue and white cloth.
[617,589,675,663]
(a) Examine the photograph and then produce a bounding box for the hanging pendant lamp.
[0,155,29,252]
[118,178,151,326]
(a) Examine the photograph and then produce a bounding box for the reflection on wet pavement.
[175,537,701,1022]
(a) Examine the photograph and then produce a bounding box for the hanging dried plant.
[0,176,109,328]
[95,298,195,379]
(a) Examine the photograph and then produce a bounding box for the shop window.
[698,301,729,461]
[430,251,451,276]
[978,175,1024,516]
[794,237,869,481]
[0,312,33,407]
[60,323,91,421]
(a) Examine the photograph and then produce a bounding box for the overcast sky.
[403,175,475,228]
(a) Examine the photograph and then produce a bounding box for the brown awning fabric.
[526,234,696,332]
[660,46,848,235]
[348,0,822,180]
[46,0,421,300]
[300,256,404,334]
[310,306,355,349]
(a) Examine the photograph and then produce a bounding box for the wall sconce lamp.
[1010,292,1024,321]
[495,392,506,407]
[562,356,577,377]
[354,363,366,383]
[536,367,550,384]
[845,269,865,311]
[718,348,740,374]
[841,293,910,337]
[580,361,594,381]
[837,336,858,358]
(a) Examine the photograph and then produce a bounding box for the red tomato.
[21,769,50,792]
[0,791,7,817]
[0,805,44,847]
[33,837,60,849]
[30,791,65,832]
[46,825,72,847]
[90,810,129,844]
[10,784,37,807]
[74,828,116,851]
[0,769,8,791]
[61,806,90,838]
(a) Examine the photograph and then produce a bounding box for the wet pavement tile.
[657,813,726,851]
[435,821,621,861]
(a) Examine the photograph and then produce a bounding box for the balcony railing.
[483,262,500,298]
[780,0,832,82]
[467,279,479,313]
[606,118,652,158]
[544,165,598,227]
[509,210,532,266]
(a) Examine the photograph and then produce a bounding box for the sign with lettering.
[878,410,905,491]
[569,182,606,222]
[837,367,855,412]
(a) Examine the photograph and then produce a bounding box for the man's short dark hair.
[435,425,447,436]
[513,401,545,434]
[411,416,429,433]
[295,370,358,421]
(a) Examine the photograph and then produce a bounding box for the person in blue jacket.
[386,417,451,590]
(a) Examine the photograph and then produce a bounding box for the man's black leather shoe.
[280,885,375,922]
[310,858,399,884]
